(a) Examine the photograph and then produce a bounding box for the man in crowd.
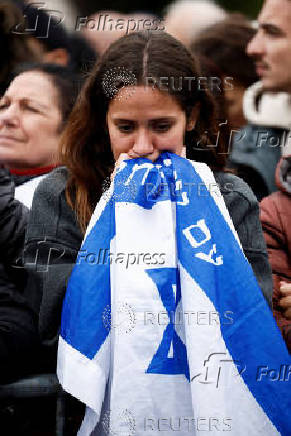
[247,0,291,351]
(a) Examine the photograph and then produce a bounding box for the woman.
[0,63,79,380]
[191,13,258,130]
[23,31,272,373]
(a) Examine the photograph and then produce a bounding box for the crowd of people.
[0,0,290,434]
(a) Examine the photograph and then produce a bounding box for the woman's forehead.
[107,86,184,117]
[6,71,57,104]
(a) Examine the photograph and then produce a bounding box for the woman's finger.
[111,153,130,181]
[280,282,291,295]
[278,295,291,308]
[180,146,187,158]
[283,307,291,320]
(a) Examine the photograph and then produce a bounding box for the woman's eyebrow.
[2,94,49,110]
[150,117,176,121]
[112,116,177,125]
[23,97,48,110]
[113,118,135,123]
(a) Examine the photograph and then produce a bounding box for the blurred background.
[69,0,263,18]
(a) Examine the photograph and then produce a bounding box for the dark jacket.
[260,156,291,352]
[0,168,40,383]
[228,124,282,201]
[24,167,273,371]
[0,169,29,267]
[229,82,291,201]
[228,81,288,202]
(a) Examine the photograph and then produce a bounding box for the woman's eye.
[0,102,8,110]
[25,105,38,112]
[153,123,172,132]
[20,102,39,112]
[118,124,133,133]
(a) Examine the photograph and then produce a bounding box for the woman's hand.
[110,153,130,182]
[110,147,186,182]
[279,282,291,320]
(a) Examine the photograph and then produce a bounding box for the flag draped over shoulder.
[57,152,291,436]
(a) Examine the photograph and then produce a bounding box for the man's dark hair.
[0,2,39,95]
[20,4,97,75]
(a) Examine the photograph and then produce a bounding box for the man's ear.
[186,103,200,131]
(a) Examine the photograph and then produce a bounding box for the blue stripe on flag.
[172,154,291,435]
[60,199,115,359]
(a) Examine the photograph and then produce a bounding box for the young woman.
[23,31,273,373]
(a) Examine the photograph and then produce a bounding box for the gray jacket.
[24,167,273,370]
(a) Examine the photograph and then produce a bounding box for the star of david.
[145,268,190,381]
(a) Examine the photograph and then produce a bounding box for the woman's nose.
[0,104,20,129]
[132,128,154,156]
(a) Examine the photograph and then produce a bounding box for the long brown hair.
[60,31,227,232]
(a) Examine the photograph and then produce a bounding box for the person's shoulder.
[213,171,260,225]
[214,170,258,206]
[261,189,290,218]
[37,166,69,194]
[31,166,70,207]
[261,189,289,205]
[30,166,70,216]
[28,167,82,242]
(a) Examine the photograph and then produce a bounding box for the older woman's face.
[0,71,62,169]
[107,86,198,162]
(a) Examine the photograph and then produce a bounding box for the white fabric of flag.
[57,152,291,436]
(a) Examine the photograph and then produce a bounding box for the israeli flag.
[57,152,290,436]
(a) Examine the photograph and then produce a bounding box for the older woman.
[0,63,79,381]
